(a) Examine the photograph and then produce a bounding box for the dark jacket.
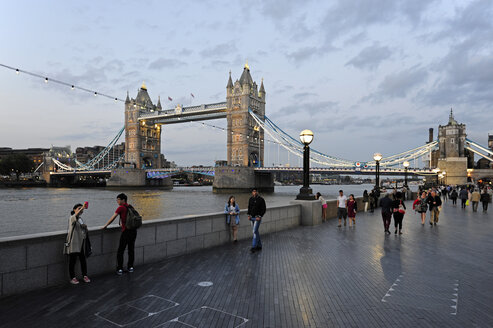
[247,195,266,218]
[480,192,491,203]
[379,196,393,214]
[459,189,468,200]
[450,190,458,199]
[427,195,442,210]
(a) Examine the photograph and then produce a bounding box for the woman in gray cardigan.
[64,204,90,284]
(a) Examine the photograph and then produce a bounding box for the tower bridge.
[44,64,493,190]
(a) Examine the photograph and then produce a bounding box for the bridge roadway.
[0,201,491,327]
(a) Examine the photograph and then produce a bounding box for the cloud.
[286,45,336,63]
[148,58,187,70]
[345,43,392,70]
[200,42,237,58]
[366,66,428,101]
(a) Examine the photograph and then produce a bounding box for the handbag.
[466,199,470,206]
[398,201,406,214]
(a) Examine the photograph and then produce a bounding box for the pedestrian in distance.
[247,188,266,253]
[471,189,481,212]
[102,193,139,275]
[480,188,490,212]
[336,190,348,227]
[450,189,458,206]
[459,187,468,209]
[392,192,406,234]
[369,189,375,213]
[362,190,369,212]
[379,193,393,234]
[347,194,357,227]
[224,195,240,242]
[64,203,90,285]
[316,192,327,222]
[427,191,442,226]
[413,191,429,225]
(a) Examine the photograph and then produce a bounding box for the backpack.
[125,205,142,230]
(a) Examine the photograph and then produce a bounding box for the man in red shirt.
[102,193,137,275]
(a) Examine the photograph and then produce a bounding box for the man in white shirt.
[337,190,348,227]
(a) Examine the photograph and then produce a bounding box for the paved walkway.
[0,200,492,327]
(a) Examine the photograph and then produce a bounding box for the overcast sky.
[1,0,492,166]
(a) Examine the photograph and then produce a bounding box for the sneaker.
[70,278,79,285]
[250,247,256,253]
[116,269,123,276]
[338,224,342,227]
[256,246,262,251]
[83,276,91,283]
[128,267,134,273]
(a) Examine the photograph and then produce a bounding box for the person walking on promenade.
[363,190,369,212]
[247,188,266,253]
[102,193,137,275]
[347,194,357,227]
[316,192,327,222]
[337,190,348,227]
[369,189,375,213]
[64,203,90,285]
[392,192,406,234]
[481,188,491,212]
[427,191,442,225]
[450,189,458,206]
[413,192,428,225]
[442,186,448,202]
[459,187,468,209]
[224,196,240,243]
[471,189,481,212]
[379,193,393,234]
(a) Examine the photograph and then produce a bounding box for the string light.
[71,85,75,90]
[15,69,19,75]
[45,77,48,83]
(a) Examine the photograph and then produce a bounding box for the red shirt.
[115,204,128,231]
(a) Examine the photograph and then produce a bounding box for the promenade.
[0,201,492,327]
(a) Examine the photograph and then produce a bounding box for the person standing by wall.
[369,189,375,213]
[347,194,357,227]
[471,189,481,212]
[392,192,406,234]
[316,192,327,222]
[247,188,266,253]
[427,191,442,226]
[379,194,393,234]
[336,190,348,227]
[224,195,240,242]
[64,203,90,285]
[362,190,369,212]
[102,193,137,275]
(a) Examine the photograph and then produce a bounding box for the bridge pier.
[107,168,172,188]
[213,166,274,193]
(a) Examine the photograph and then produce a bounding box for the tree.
[0,154,35,180]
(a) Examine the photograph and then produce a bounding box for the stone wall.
[0,204,301,297]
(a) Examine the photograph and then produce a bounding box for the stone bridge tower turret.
[226,62,266,167]
[124,83,162,169]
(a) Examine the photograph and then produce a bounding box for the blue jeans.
[252,219,262,248]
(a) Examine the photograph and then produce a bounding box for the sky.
[0,0,492,166]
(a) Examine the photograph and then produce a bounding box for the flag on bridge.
[168,96,173,101]
[190,93,194,98]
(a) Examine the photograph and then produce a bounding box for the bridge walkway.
[0,201,492,327]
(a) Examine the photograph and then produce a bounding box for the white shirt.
[337,195,347,208]
[229,205,236,213]
[319,196,326,204]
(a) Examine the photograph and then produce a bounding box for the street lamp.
[296,129,316,200]
[403,161,410,188]
[373,153,382,194]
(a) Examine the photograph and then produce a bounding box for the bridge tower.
[124,82,162,169]
[226,62,265,167]
[437,109,469,185]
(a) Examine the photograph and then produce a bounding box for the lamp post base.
[296,187,316,200]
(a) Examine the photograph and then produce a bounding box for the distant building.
[0,147,49,166]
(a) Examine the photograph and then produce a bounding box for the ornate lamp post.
[403,161,410,188]
[296,129,316,200]
[373,153,382,193]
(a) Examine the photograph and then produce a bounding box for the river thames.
[0,184,404,238]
